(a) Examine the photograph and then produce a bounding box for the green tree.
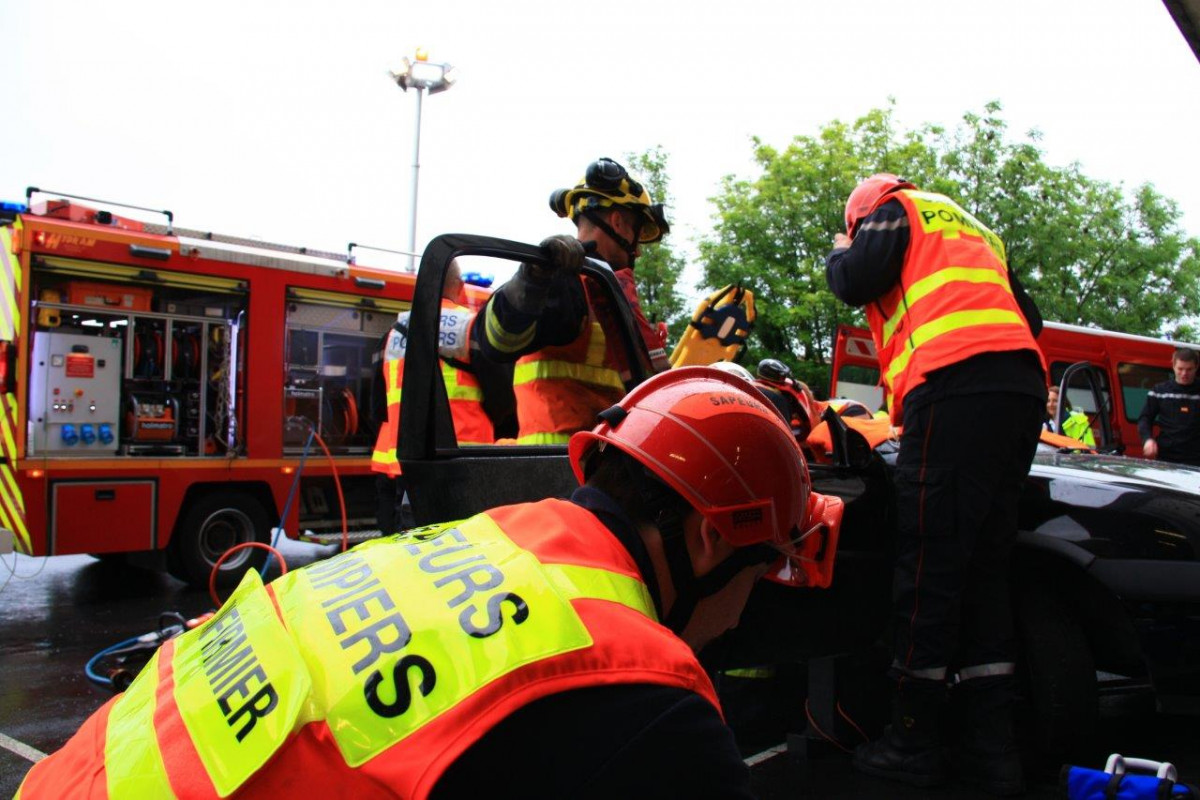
[698,101,1200,393]
[934,102,1200,340]
[625,147,689,340]
[698,104,936,392]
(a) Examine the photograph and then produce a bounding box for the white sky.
[3,0,1199,285]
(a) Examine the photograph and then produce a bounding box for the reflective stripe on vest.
[515,431,573,445]
[883,308,1028,387]
[441,360,491,445]
[104,649,175,798]
[373,340,490,463]
[512,322,624,392]
[484,303,536,354]
[101,572,311,798]
[371,357,403,476]
[866,190,1043,418]
[513,314,625,441]
[171,572,310,796]
[879,266,1012,349]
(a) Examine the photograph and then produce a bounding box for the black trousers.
[891,392,1043,675]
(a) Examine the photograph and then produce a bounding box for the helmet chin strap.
[658,512,777,634]
[585,210,641,269]
[615,453,771,634]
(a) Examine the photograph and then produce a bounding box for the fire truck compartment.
[50,479,156,554]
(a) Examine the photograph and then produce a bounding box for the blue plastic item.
[98,423,114,445]
[462,271,494,288]
[80,424,96,444]
[1062,754,1198,799]
[60,424,79,446]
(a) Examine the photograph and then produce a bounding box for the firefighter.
[476,157,672,443]
[826,174,1047,795]
[371,259,492,533]
[1138,347,1200,465]
[18,367,842,799]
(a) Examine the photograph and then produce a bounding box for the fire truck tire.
[1014,582,1098,761]
[168,492,270,589]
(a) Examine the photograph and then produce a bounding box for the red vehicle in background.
[831,321,1200,457]
[0,189,487,586]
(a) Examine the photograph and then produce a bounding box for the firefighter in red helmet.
[19,367,842,800]
[827,174,1046,795]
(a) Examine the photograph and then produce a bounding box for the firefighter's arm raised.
[477,235,589,363]
[825,200,909,307]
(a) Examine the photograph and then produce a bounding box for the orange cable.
[209,542,288,607]
[803,698,853,754]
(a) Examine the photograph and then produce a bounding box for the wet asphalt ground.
[2,541,1199,798]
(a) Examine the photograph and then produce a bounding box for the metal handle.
[1105,753,1178,781]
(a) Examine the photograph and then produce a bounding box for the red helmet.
[844,173,915,236]
[569,367,821,583]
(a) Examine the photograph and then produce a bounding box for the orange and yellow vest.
[371,302,491,476]
[17,499,716,799]
[511,279,627,445]
[864,189,1046,422]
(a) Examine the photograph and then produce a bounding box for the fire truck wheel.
[168,492,270,589]
[1014,582,1098,762]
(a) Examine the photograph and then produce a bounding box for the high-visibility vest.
[371,302,491,475]
[863,190,1046,421]
[1062,410,1096,446]
[18,499,716,800]
[511,279,626,445]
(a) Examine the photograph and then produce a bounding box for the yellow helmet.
[549,157,670,243]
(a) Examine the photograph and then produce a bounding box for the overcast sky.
[4,0,1198,284]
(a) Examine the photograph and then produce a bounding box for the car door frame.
[397,233,652,525]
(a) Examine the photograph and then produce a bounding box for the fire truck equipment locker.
[29,332,122,454]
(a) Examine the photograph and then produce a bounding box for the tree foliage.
[625,146,689,336]
[697,101,1200,392]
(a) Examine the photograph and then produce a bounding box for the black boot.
[852,677,946,787]
[951,675,1025,796]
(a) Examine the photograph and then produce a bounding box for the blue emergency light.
[1,201,28,214]
[463,271,494,288]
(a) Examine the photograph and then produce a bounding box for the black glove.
[522,234,585,282]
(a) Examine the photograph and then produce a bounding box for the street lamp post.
[390,48,456,272]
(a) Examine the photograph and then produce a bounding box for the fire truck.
[0,189,482,587]
[831,322,1200,457]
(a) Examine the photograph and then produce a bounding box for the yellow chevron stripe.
[0,225,25,551]
[0,225,17,340]
[0,471,30,553]
[7,219,21,292]
[1,394,18,464]
[0,402,17,465]
[0,459,24,514]
[0,501,17,544]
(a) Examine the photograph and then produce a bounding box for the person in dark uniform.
[1138,347,1200,465]
[826,174,1046,796]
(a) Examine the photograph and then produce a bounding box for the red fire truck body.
[0,192,479,586]
[831,321,1200,458]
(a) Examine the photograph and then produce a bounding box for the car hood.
[1031,451,1200,495]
